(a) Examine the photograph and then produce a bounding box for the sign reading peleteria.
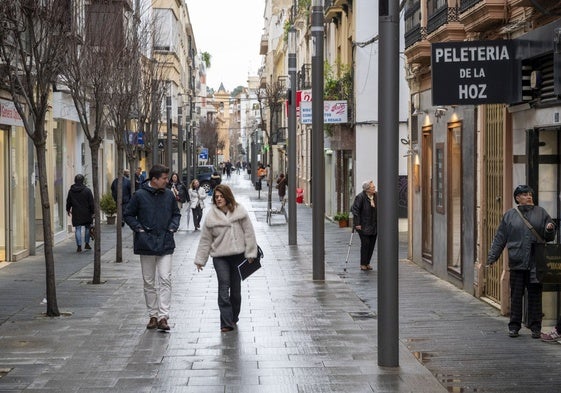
[431,40,517,105]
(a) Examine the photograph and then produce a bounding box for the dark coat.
[488,205,555,271]
[351,191,378,236]
[124,183,181,256]
[167,181,188,203]
[111,175,132,205]
[66,184,94,227]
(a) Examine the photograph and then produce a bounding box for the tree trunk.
[115,147,124,262]
[90,141,102,284]
[35,144,60,316]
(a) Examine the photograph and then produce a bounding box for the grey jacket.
[487,205,555,271]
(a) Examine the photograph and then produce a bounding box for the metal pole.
[166,95,172,171]
[378,0,399,367]
[288,27,297,245]
[186,125,191,185]
[151,85,159,164]
[178,105,183,176]
[311,0,324,280]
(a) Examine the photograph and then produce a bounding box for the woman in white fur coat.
[194,184,258,332]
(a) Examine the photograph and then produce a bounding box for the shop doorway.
[0,127,6,261]
[527,127,561,238]
[422,125,433,262]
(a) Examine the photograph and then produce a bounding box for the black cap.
[513,185,533,203]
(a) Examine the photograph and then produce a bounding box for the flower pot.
[106,216,116,225]
[338,219,348,228]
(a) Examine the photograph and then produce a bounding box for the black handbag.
[515,208,561,283]
[532,243,561,284]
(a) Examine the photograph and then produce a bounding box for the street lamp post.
[166,95,173,171]
[288,26,297,245]
[378,0,400,367]
[178,104,183,176]
[311,0,324,280]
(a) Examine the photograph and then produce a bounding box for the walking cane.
[344,227,355,273]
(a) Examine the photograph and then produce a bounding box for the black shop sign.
[431,40,516,105]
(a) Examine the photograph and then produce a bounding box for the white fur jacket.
[194,203,257,266]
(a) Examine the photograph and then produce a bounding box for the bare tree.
[60,3,127,282]
[256,80,286,223]
[0,0,71,315]
[198,118,220,164]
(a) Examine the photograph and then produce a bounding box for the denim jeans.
[140,254,172,321]
[213,253,244,329]
[74,225,91,246]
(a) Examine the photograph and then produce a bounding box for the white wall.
[354,0,410,191]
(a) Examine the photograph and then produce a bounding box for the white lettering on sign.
[459,68,486,78]
[435,45,510,63]
[459,84,487,99]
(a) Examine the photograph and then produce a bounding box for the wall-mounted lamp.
[434,105,448,119]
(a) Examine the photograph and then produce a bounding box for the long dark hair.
[213,184,237,212]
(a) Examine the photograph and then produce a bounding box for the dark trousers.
[358,233,377,266]
[192,206,203,229]
[509,270,542,332]
[213,254,244,329]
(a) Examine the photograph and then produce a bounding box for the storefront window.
[11,126,28,257]
[53,121,65,233]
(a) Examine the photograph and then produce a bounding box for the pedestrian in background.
[487,185,555,338]
[189,179,207,231]
[124,164,181,331]
[66,174,94,252]
[351,180,378,271]
[194,184,258,332]
[111,169,132,226]
[276,173,287,201]
[134,167,145,192]
[168,172,188,209]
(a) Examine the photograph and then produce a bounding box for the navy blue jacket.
[124,184,181,255]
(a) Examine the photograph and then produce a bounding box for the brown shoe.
[84,243,91,250]
[146,317,158,329]
[157,318,170,331]
[77,245,82,253]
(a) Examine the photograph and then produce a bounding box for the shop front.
[0,98,29,262]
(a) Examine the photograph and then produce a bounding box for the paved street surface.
[1,173,561,392]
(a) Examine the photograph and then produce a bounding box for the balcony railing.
[459,0,481,13]
[298,64,312,90]
[405,24,422,49]
[427,5,448,34]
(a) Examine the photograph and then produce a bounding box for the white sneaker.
[541,329,561,342]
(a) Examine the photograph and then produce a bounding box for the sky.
[187,0,265,93]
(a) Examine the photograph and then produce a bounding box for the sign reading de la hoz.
[431,40,516,105]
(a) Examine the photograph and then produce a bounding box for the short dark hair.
[149,164,169,181]
[74,174,85,184]
[213,184,237,212]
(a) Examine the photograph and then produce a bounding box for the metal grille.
[483,104,504,303]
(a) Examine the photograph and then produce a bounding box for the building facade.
[404,0,561,322]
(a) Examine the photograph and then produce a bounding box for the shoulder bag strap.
[514,207,545,243]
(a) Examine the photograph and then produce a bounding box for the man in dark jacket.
[488,185,556,338]
[111,170,132,226]
[351,180,378,271]
[66,174,94,252]
[124,164,181,331]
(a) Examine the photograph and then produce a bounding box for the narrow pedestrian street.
[0,172,561,392]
